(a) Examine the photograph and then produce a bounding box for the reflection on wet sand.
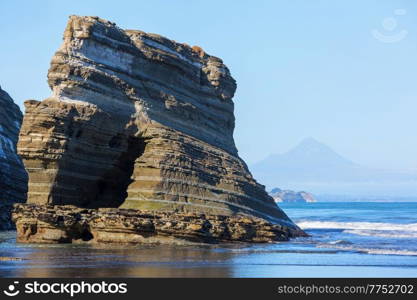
[3,229,417,278]
[2,244,235,277]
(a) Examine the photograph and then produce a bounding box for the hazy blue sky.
[1,0,416,170]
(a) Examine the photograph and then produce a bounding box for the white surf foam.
[344,229,417,238]
[297,221,417,232]
[317,244,417,256]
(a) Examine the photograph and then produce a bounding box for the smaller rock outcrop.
[0,86,28,230]
[12,204,307,244]
[269,188,316,203]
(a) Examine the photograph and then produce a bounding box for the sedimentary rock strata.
[16,16,303,242]
[0,86,28,229]
[13,204,306,244]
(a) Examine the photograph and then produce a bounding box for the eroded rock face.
[0,86,28,229]
[16,16,302,242]
[13,204,306,244]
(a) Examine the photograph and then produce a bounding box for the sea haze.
[250,138,417,197]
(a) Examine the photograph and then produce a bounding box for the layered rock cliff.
[0,86,28,229]
[15,16,303,243]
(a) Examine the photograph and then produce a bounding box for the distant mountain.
[254,137,355,171]
[251,138,417,196]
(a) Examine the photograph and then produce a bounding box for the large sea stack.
[14,16,305,244]
[0,86,28,230]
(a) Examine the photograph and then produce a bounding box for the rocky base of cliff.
[12,204,307,244]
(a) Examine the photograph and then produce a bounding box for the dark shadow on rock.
[47,96,144,208]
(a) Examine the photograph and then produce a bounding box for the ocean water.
[1,202,416,277]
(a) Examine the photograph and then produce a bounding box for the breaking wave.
[297,221,417,232]
[317,244,417,256]
[344,229,417,238]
